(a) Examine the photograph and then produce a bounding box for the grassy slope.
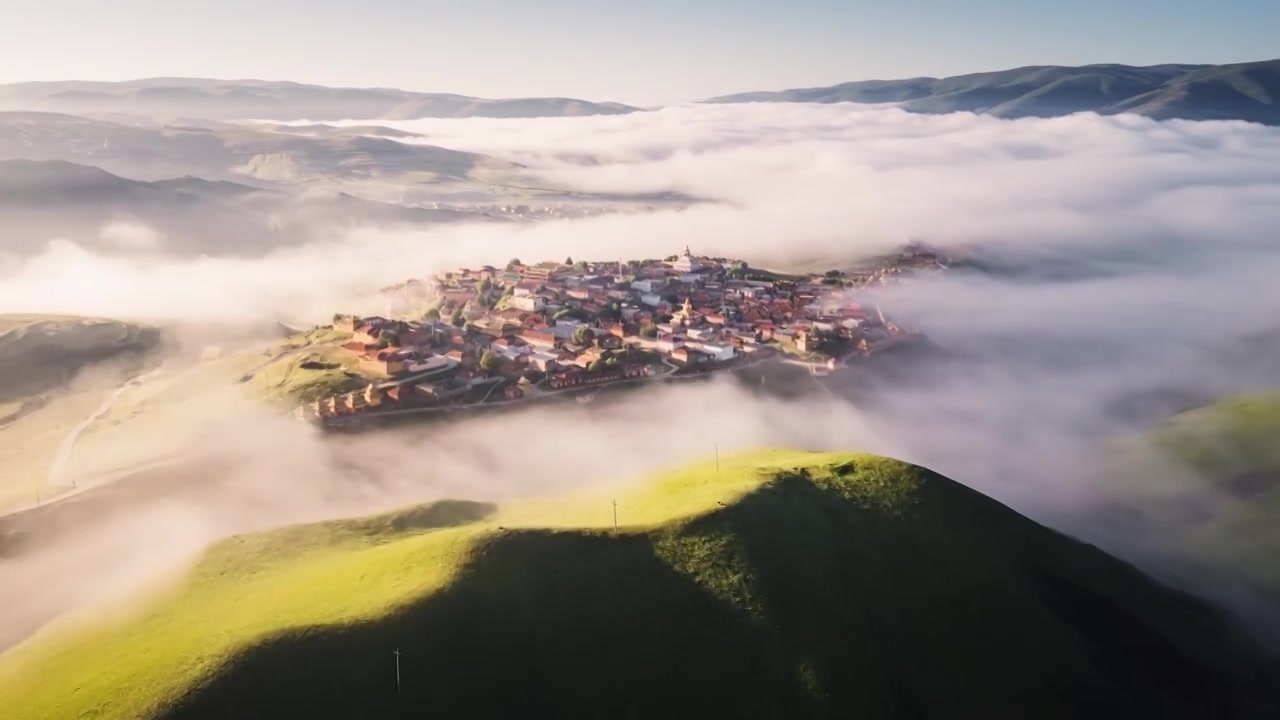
[0,315,161,508]
[1,451,1273,719]
[245,327,361,406]
[0,314,159,402]
[1144,393,1280,599]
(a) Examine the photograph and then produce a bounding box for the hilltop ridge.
[0,78,640,121]
[1,450,1274,719]
[708,59,1280,125]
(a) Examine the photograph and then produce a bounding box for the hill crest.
[708,59,1280,125]
[1,449,1274,719]
[0,78,641,121]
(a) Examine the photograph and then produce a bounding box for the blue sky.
[2,0,1276,104]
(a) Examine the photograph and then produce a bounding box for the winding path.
[46,368,163,488]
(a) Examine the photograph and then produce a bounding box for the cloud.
[98,221,165,252]
[5,104,1280,323]
[4,104,1280,644]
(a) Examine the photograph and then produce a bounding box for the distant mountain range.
[0,78,640,121]
[0,111,511,183]
[1,63,1275,125]
[708,59,1280,125]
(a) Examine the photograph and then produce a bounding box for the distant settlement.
[298,244,943,424]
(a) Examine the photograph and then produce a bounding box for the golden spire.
[682,296,694,316]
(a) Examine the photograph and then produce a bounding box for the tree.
[576,260,589,271]
[449,308,465,327]
[423,308,440,322]
[478,276,493,295]
[597,302,621,324]
[479,350,500,371]
[564,256,573,266]
[572,325,593,346]
[640,324,659,339]
[588,359,605,373]
[507,258,521,270]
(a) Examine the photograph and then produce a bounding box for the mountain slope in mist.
[0,314,159,403]
[0,79,639,121]
[2,450,1273,719]
[0,112,510,183]
[709,59,1280,125]
[0,159,500,258]
[1113,394,1280,608]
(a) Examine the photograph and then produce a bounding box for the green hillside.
[0,450,1274,719]
[1134,393,1280,602]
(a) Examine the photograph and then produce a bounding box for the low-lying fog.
[3,103,1280,649]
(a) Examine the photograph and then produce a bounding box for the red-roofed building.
[519,330,559,349]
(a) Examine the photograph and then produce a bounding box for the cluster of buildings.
[299,245,926,422]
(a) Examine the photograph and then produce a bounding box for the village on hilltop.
[294,244,941,424]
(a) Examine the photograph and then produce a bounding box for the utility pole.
[715,443,720,473]
[394,648,401,696]
[612,500,618,532]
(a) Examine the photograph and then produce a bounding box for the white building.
[655,334,685,353]
[631,279,658,293]
[511,295,545,312]
[690,341,735,362]
[670,245,702,273]
[528,351,560,371]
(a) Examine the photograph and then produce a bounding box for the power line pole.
[612,500,618,533]
[715,443,720,473]
[394,648,401,696]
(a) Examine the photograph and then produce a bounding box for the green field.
[243,327,361,406]
[1149,393,1280,483]
[0,450,1273,719]
[1138,393,1280,602]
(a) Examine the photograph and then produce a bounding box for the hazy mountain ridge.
[0,79,641,121]
[0,111,505,183]
[0,159,497,258]
[709,60,1280,124]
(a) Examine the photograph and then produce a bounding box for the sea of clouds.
[3,103,1280,647]
[5,103,1280,322]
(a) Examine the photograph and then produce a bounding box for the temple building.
[673,296,698,326]
[671,245,701,273]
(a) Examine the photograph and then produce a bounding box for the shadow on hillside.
[380,500,496,535]
[166,530,815,719]
[163,471,1278,720]
[690,471,1273,718]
